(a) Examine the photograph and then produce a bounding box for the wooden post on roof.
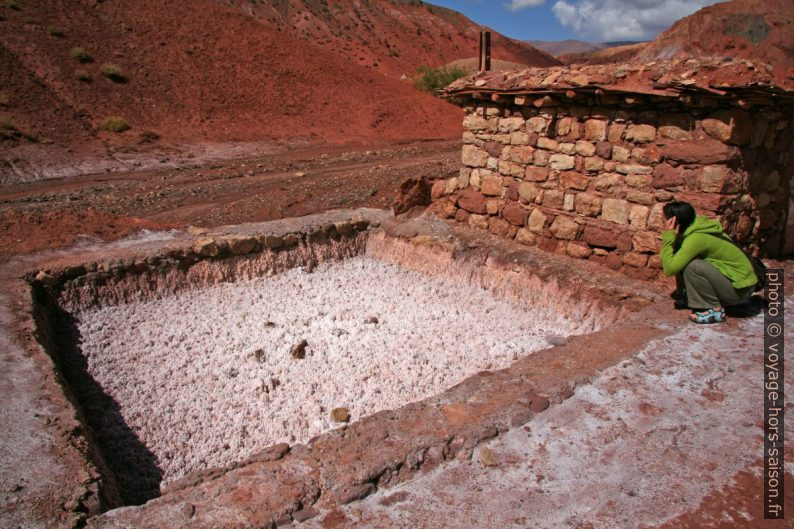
[478,31,492,72]
[484,31,491,71]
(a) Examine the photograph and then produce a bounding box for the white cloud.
[551,0,723,41]
[505,0,546,11]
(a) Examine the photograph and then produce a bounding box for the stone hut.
[434,58,794,279]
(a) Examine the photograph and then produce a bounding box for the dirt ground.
[0,139,459,259]
[0,139,792,528]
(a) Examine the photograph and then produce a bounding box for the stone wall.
[431,97,794,278]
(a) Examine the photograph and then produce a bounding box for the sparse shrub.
[412,64,467,93]
[22,16,36,24]
[73,69,91,82]
[100,116,130,133]
[100,63,128,83]
[138,130,160,143]
[70,46,93,63]
[0,93,10,107]
[388,46,400,58]
[46,25,64,37]
[0,120,35,141]
[7,1,20,11]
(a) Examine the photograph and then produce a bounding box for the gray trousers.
[677,259,754,309]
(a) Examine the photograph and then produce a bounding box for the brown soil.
[0,140,460,259]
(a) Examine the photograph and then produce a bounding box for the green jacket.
[660,215,758,289]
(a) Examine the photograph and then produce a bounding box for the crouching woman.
[659,201,758,324]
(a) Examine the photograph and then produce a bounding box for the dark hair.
[663,201,696,234]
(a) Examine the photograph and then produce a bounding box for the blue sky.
[427,0,725,42]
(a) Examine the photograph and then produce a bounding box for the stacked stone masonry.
[431,98,793,278]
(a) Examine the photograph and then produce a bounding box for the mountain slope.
[561,0,794,70]
[221,0,559,77]
[0,0,469,155]
[635,0,794,70]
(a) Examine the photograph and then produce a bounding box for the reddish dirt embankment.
[562,0,794,70]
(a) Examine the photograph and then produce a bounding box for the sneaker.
[689,307,726,324]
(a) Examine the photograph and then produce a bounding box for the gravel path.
[75,256,582,492]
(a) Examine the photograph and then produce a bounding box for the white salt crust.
[75,256,582,488]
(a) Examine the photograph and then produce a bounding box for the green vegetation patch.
[70,47,93,63]
[74,69,92,82]
[100,116,130,133]
[723,14,768,46]
[412,64,467,93]
[46,25,65,37]
[100,63,128,83]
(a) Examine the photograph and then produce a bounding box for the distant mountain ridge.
[527,39,645,57]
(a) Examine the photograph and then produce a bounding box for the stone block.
[629,204,649,228]
[481,174,503,196]
[630,146,660,165]
[574,140,596,157]
[612,145,630,162]
[541,189,564,209]
[647,203,666,230]
[584,119,607,141]
[510,132,531,145]
[462,144,488,167]
[698,165,734,193]
[601,198,630,224]
[584,156,604,172]
[498,159,525,178]
[616,164,652,175]
[626,190,654,205]
[502,145,535,164]
[502,203,528,226]
[527,208,548,234]
[594,172,622,192]
[525,166,549,182]
[625,174,652,188]
[625,124,656,143]
[574,193,602,217]
[516,228,536,245]
[457,188,487,214]
[463,114,488,131]
[608,123,626,143]
[518,182,540,203]
[549,216,580,240]
[623,252,649,268]
[632,230,661,253]
[563,193,575,211]
[652,163,684,188]
[595,142,612,159]
[469,214,489,230]
[660,135,739,164]
[484,141,504,157]
[526,116,548,133]
[582,223,620,248]
[533,150,550,167]
[560,171,589,191]
[549,154,575,170]
[567,241,593,259]
[537,137,559,151]
[486,199,499,215]
[489,216,516,237]
[498,117,525,132]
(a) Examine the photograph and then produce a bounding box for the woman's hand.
[664,216,677,232]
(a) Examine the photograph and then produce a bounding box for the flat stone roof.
[441,57,794,106]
